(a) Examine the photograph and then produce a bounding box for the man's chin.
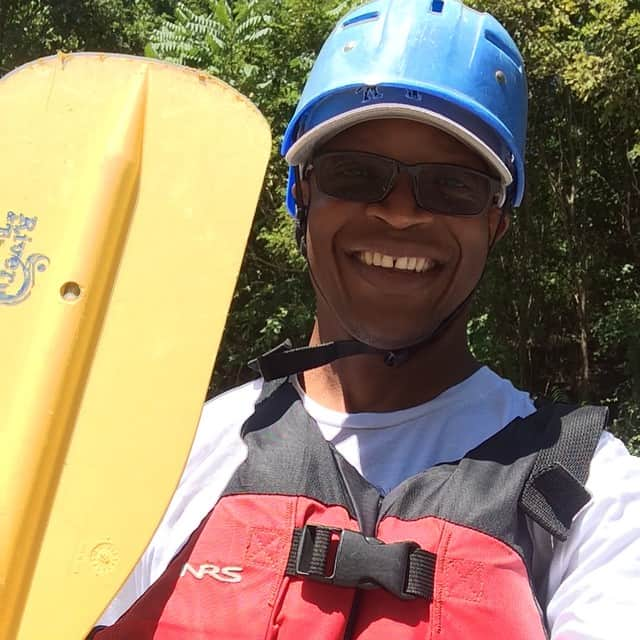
[347,324,438,352]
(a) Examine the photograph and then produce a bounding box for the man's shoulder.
[185,377,265,464]
[200,377,265,424]
[587,429,640,491]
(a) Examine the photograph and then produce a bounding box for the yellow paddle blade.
[0,52,270,640]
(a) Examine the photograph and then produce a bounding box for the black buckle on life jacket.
[292,524,432,601]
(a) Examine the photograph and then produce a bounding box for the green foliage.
[469,0,640,448]
[147,0,273,83]
[3,0,638,450]
[0,1,174,73]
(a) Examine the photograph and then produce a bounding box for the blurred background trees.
[470,0,640,451]
[2,0,638,451]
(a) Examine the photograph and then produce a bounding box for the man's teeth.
[358,251,436,272]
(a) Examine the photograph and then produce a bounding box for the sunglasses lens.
[311,152,496,215]
[312,153,394,203]
[415,166,491,216]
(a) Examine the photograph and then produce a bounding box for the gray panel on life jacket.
[226,379,605,571]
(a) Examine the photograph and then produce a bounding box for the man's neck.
[299,321,481,413]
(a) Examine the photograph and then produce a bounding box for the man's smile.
[344,247,446,296]
[353,251,439,273]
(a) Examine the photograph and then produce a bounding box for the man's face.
[303,118,506,351]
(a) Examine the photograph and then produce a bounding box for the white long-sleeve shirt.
[98,367,640,638]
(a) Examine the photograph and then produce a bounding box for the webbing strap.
[248,339,384,381]
[286,525,436,600]
[288,526,333,577]
[520,404,608,541]
[405,549,437,599]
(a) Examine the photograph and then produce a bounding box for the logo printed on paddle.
[0,211,49,305]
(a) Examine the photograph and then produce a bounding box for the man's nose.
[365,173,433,228]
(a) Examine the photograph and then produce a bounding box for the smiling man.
[296,118,507,412]
[91,1,640,638]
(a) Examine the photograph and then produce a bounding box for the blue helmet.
[281,0,527,214]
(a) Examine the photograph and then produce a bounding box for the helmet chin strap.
[249,169,507,381]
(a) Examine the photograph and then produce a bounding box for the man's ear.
[491,208,510,243]
[292,176,310,208]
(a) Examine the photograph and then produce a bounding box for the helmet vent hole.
[484,29,522,67]
[342,11,379,28]
[431,0,445,12]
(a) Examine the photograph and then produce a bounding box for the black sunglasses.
[309,151,505,216]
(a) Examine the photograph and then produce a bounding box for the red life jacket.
[91,379,606,639]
